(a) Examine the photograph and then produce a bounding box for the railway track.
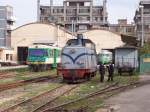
[2,84,78,112]
[0,72,15,79]
[0,71,53,80]
[40,80,150,112]
[0,75,59,92]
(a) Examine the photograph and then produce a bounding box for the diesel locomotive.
[57,34,97,82]
[27,44,61,72]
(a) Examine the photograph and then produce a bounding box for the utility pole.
[103,0,107,25]
[140,5,144,47]
[50,0,53,15]
[37,0,40,22]
[72,20,76,38]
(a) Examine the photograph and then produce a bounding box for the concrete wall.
[83,29,125,53]
[0,49,14,63]
[11,23,72,63]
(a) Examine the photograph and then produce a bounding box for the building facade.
[109,19,135,36]
[0,6,15,48]
[40,0,108,31]
[134,0,150,42]
[11,23,73,64]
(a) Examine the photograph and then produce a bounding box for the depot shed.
[83,29,125,53]
[11,23,72,64]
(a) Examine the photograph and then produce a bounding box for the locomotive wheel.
[33,65,39,72]
[29,65,33,72]
[85,74,91,81]
[41,65,47,71]
[71,76,76,83]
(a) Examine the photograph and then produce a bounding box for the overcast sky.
[0,0,139,27]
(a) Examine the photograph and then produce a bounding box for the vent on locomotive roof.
[77,34,83,46]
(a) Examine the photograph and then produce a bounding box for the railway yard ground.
[0,67,148,112]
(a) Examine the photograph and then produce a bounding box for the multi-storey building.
[109,19,135,36]
[40,0,108,31]
[0,5,15,48]
[134,0,150,42]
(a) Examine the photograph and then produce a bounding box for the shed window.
[6,54,9,61]
[10,54,13,60]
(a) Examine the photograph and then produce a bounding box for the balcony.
[7,25,14,31]
[7,16,16,22]
[78,8,90,15]
[77,20,90,24]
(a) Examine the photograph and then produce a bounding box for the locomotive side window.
[50,49,54,57]
[85,43,92,48]
[58,50,61,57]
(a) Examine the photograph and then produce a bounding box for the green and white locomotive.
[98,50,113,65]
[27,44,61,72]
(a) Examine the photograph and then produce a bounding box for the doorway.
[17,47,28,65]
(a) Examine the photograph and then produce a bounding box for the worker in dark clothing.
[99,63,105,82]
[107,63,114,82]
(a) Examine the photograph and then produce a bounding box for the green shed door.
[140,54,150,74]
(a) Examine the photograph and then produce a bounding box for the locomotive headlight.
[77,61,84,65]
[64,62,70,64]
[69,49,76,54]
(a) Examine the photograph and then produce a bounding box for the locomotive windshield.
[66,40,78,46]
[29,49,48,57]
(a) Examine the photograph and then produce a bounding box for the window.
[10,54,13,60]
[0,11,5,19]
[0,20,6,28]
[61,17,64,21]
[6,54,9,61]
[126,28,132,33]
[53,9,57,13]
[50,49,54,57]
[0,29,5,38]
[57,9,63,13]
[29,49,48,57]
[58,51,61,57]
[84,2,90,6]
[40,8,46,15]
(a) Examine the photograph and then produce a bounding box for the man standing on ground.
[107,63,114,82]
[99,63,105,82]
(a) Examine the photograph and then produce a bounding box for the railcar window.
[58,50,61,57]
[50,49,54,57]
[29,49,48,57]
